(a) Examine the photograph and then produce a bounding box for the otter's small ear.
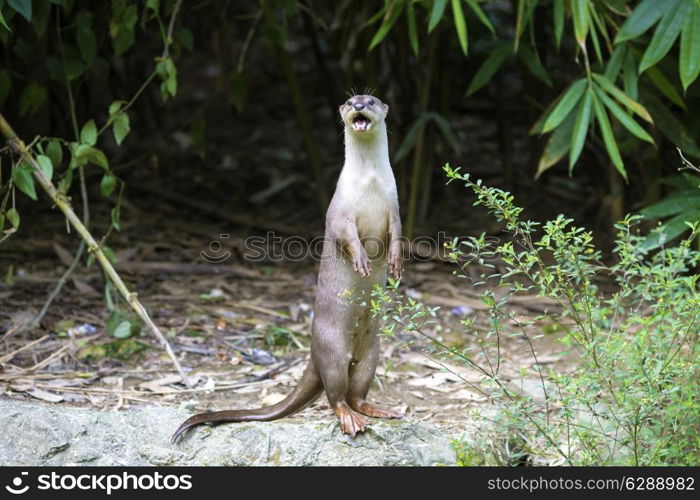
[339,105,345,114]
[383,103,389,113]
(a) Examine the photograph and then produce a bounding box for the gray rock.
[0,398,456,466]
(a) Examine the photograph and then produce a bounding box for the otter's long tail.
[171,361,322,443]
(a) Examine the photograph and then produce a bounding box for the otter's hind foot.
[334,403,371,437]
[350,399,403,419]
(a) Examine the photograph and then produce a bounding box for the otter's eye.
[368,99,375,106]
[346,101,352,106]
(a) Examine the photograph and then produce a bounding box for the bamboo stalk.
[0,113,192,388]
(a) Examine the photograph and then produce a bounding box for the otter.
[172,94,403,442]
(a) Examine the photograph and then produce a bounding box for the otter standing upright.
[172,95,403,442]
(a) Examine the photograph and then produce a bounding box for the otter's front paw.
[352,249,371,277]
[388,246,403,279]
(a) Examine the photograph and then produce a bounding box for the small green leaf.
[594,85,654,144]
[465,0,495,35]
[569,87,593,172]
[100,173,117,197]
[592,91,627,181]
[36,154,53,182]
[7,0,32,22]
[111,205,121,231]
[369,0,405,51]
[615,0,670,44]
[46,140,63,169]
[466,45,511,96]
[406,0,419,56]
[113,113,130,145]
[542,78,587,133]
[12,162,38,200]
[80,120,97,146]
[76,11,97,64]
[639,0,688,73]
[428,0,449,32]
[74,144,109,170]
[6,208,19,229]
[109,100,126,116]
[680,6,700,91]
[112,320,133,339]
[592,73,653,122]
[451,0,468,55]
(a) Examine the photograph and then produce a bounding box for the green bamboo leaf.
[604,45,626,81]
[639,0,688,73]
[587,6,604,64]
[451,0,468,55]
[553,0,564,50]
[11,162,38,201]
[542,78,587,133]
[465,0,495,35]
[623,50,639,100]
[535,108,577,178]
[571,0,589,49]
[641,93,700,156]
[592,91,627,181]
[0,9,11,31]
[592,73,652,122]
[466,45,511,96]
[518,46,552,86]
[594,85,654,144]
[640,190,700,218]
[368,0,405,51]
[7,0,31,22]
[569,87,593,172]
[645,65,686,109]
[615,0,670,44]
[406,0,419,56]
[680,5,700,91]
[394,114,432,162]
[430,113,460,154]
[428,0,449,32]
[514,0,539,52]
[36,155,53,182]
[641,209,700,250]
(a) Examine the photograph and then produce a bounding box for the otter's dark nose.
[353,103,365,111]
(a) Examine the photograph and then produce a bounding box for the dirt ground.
[0,187,578,434]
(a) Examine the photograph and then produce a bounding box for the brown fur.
[172,95,402,443]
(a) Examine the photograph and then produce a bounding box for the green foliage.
[640,152,700,249]
[372,164,699,465]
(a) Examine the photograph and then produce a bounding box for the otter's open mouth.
[352,113,372,131]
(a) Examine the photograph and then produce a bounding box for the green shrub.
[372,164,699,465]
